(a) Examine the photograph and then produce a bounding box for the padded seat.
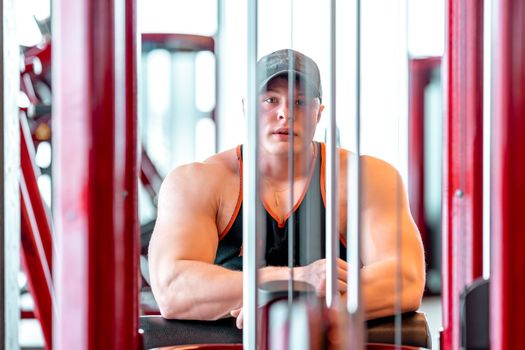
[140,311,431,349]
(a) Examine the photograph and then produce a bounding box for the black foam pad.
[140,311,431,349]
[140,316,242,350]
[366,312,432,349]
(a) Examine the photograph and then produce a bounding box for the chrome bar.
[243,0,259,348]
[346,1,365,348]
[287,47,295,305]
[325,0,339,308]
[482,0,492,281]
[1,0,21,346]
[395,0,409,344]
[347,0,361,317]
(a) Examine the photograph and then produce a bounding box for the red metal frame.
[23,40,52,77]
[19,111,55,349]
[20,113,53,268]
[141,33,214,52]
[442,0,484,348]
[53,0,139,348]
[140,149,163,200]
[20,177,53,348]
[152,344,423,350]
[490,0,525,348]
[407,57,441,274]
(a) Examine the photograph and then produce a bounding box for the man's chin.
[260,142,306,156]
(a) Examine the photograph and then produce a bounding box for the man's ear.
[317,104,325,123]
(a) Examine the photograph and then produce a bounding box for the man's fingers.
[235,309,244,329]
[337,258,349,271]
[230,308,241,318]
[338,267,348,282]
[337,280,348,293]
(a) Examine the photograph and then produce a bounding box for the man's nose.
[277,102,292,120]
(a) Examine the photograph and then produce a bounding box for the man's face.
[258,77,324,156]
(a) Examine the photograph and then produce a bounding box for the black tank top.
[214,142,347,271]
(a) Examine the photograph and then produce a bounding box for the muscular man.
[148,49,425,327]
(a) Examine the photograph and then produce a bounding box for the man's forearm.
[153,260,243,320]
[360,258,424,320]
[153,261,294,321]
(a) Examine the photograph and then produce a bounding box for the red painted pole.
[52,0,139,348]
[407,57,441,268]
[442,0,484,348]
[491,0,525,348]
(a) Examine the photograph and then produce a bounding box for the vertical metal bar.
[287,5,295,304]
[491,0,525,347]
[482,0,492,281]
[407,57,441,291]
[441,0,484,348]
[396,0,409,344]
[116,0,140,348]
[52,0,90,346]
[325,0,338,309]
[215,0,223,153]
[0,0,20,347]
[347,0,363,342]
[347,0,361,316]
[287,49,295,305]
[53,0,139,347]
[244,0,259,349]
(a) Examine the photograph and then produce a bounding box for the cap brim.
[258,69,320,98]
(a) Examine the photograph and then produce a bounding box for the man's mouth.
[272,128,297,136]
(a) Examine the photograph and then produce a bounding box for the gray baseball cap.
[257,49,322,102]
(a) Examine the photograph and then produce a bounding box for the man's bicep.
[150,167,220,266]
[360,157,422,265]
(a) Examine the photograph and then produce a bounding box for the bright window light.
[195,51,216,113]
[16,0,43,47]
[138,0,217,35]
[195,117,216,161]
[408,0,445,57]
[31,0,51,21]
[146,49,171,116]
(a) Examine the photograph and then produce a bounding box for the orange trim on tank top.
[320,143,347,248]
[218,146,243,240]
[320,143,327,207]
[262,143,319,228]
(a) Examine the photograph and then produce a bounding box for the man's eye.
[264,97,278,104]
[295,99,306,106]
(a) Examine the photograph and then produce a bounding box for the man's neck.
[258,142,316,184]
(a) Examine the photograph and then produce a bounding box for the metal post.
[243,0,259,349]
[491,0,525,347]
[346,0,364,347]
[481,0,492,281]
[325,0,338,309]
[442,0,484,348]
[52,0,139,348]
[0,0,20,348]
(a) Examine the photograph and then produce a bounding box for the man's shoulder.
[332,147,395,172]
[163,147,240,189]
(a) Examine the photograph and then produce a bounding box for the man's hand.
[230,307,244,329]
[294,258,348,296]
